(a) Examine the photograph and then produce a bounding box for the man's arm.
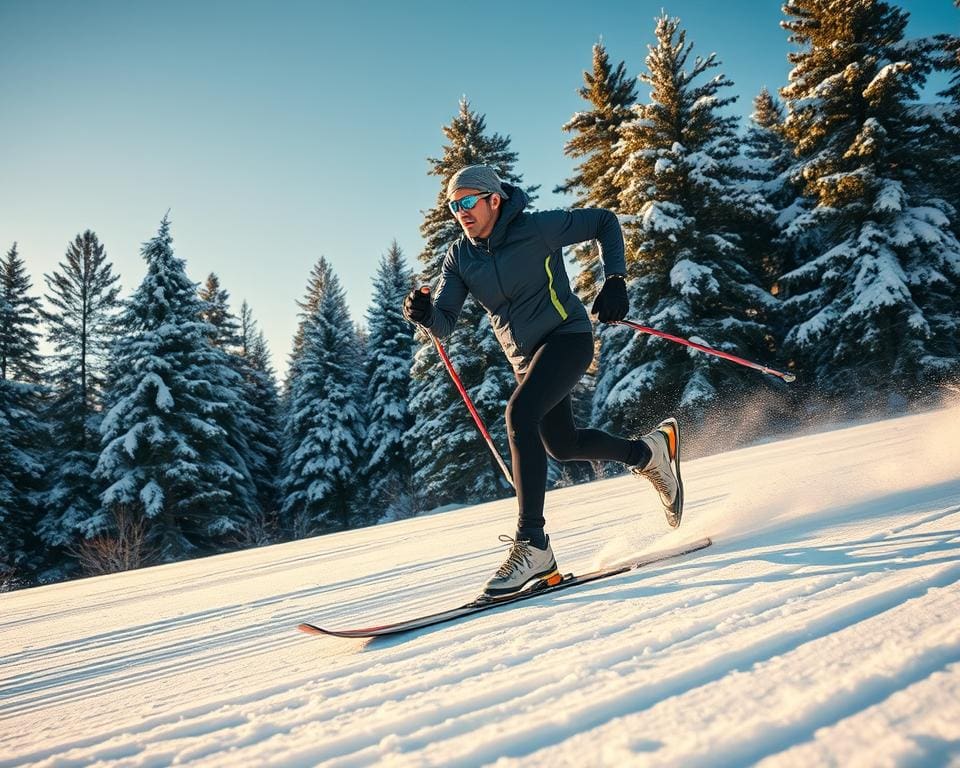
[534,208,626,276]
[426,248,468,338]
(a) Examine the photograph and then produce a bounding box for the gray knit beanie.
[446,165,510,200]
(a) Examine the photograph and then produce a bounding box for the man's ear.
[491,194,502,210]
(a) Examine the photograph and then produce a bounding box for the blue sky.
[1,0,955,375]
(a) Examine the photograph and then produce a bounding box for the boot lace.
[493,535,532,578]
[631,431,673,499]
[639,465,671,498]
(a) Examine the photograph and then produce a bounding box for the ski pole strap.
[614,320,796,383]
[429,332,515,489]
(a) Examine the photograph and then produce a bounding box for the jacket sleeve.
[534,207,626,276]
[427,246,468,338]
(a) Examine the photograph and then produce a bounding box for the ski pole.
[613,319,796,383]
[416,288,514,489]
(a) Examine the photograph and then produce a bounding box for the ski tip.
[297,622,325,635]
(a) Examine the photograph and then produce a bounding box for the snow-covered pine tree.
[0,377,46,586]
[237,301,282,540]
[38,231,122,571]
[742,88,802,288]
[199,273,241,350]
[362,241,416,521]
[1,243,44,383]
[280,257,366,534]
[407,98,533,508]
[556,41,638,303]
[932,11,960,238]
[603,13,778,437]
[778,0,960,404]
[95,216,257,561]
[197,275,279,544]
[0,243,46,583]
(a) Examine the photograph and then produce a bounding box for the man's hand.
[590,275,628,323]
[403,286,434,326]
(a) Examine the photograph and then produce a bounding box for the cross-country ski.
[298,537,712,638]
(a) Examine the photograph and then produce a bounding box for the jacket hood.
[476,182,529,249]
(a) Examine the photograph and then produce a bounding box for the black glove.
[590,275,628,323]
[403,287,434,326]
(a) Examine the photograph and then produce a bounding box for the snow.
[670,259,719,298]
[863,62,911,101]
[640,201,687,233]
[3,405,960,766]
[654,157,674,175]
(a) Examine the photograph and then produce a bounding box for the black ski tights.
[505,331,648,539]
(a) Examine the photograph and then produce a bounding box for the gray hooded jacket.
[427,183,626,372]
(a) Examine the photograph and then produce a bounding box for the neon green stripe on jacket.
[544,256,568,321]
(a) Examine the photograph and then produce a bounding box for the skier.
[403,164,683,598]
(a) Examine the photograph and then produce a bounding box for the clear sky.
[1,0,955,376]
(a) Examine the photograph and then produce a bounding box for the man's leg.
[539,394,648,467]
[505,333,648,544]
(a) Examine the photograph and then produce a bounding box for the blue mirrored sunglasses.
[448,193,492,214]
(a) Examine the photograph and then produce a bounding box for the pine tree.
[0,378,46,585]
[237,301,282,540]
[778,0,960,404]
[557,41,638,208]
[199,273,241,350]
[95,216,257,561]
[602,13,777,437]
[285,258,328,385]
[38,231,122,566]
[741,86,805,332]
[407,98,535,508]
[556,41,638,304]
[0,243,44,383]
[0,243,46,583]
[280,257,366,534]
[362,241,417,521]
[197,276,279,544]
[932,12,960,238]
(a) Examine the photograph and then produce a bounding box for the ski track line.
[696,651,960,768]
[2,589,321,665]
[0,667,327,768]
[0,617,297,718]
[752,663,960,768]
[639,582,960,768]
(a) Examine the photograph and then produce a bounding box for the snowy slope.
[3,405,960,767]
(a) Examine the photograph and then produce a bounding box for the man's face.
[449,187,501,239]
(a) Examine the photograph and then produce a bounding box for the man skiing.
[403,164,683,599]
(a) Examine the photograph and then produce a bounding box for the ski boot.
[481,535,561,599]
[632,417,684,528]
